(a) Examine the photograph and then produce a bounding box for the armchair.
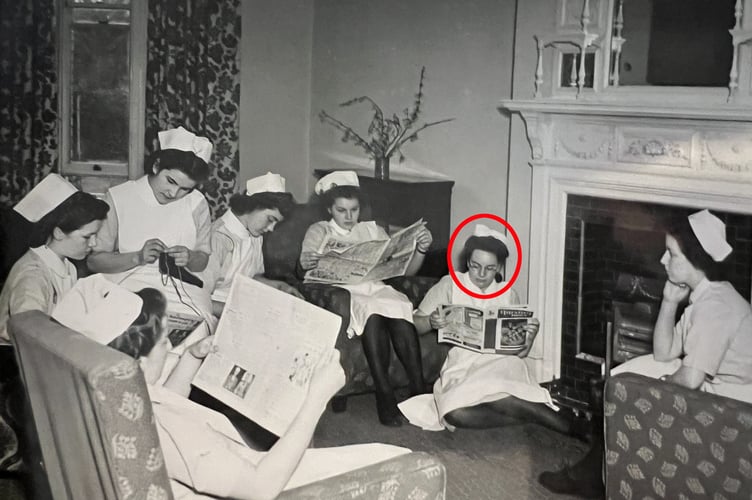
[262,203,450,410]
[604,372,752,499]
[8,311,447,500]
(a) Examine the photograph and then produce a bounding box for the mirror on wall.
[611,0,736,87]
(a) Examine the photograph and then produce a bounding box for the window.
[59,0,146,180]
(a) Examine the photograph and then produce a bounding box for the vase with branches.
[318,67,454,180]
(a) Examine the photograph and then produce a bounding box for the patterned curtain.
[145,0,241,217]
[0,0,58,207]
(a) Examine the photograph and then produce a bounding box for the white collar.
[458,271,506,296]
[689,278,712,304]
[327,218,352,236]
[29,245,73,278]
[221,210,252,240]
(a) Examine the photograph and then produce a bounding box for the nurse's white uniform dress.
[0,246,77,343]
[399,273,556,431]
[205,209,264,304]
[301,219,413,337]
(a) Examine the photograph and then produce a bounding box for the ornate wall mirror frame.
[534,0,752,105]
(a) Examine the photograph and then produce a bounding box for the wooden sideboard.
[314,170,454,277]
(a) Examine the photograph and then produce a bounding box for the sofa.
[262,202,450,410]
[8,310,448,500]
[603,372,752,499]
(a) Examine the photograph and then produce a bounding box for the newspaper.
[192,274,341,436]
[166,312,204,348]
[438,305,534,354]
[304,219,426,285]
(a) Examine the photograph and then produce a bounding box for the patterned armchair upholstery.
[263,203,450,405]
[603,372,752,500]
[9,311,447,500]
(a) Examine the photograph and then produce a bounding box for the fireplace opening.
[547,195,752,413]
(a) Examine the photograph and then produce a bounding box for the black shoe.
[538,466,604,499]
[375,392,403,427]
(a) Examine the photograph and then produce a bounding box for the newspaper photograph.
[437,305,534,354]
[304,219,426,284]
[166,312,204,348]
[192,274,341,436]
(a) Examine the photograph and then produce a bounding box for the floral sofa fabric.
[604,373,752,500]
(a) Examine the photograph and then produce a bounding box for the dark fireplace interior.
[547,195,752,413]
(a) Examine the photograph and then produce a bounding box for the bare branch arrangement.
[319,67,454,177]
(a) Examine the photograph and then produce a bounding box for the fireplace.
[500,99,752,406]
[554,195,752,408]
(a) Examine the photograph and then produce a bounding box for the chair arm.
[278,451,446,500]
[386,276,440,309]
[604,373,752,500]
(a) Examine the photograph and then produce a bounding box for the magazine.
[166,312,204,348]
[192,274,341,436]
[437,305,534,354]
[304,219,426,285]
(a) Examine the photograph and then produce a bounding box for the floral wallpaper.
[0,0,58,207]
[145,0,241,217]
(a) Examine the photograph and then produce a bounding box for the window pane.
[71,9,129,162]
[69,0,130,6]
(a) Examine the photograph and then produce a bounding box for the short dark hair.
[108,288,167,359]
[666,211,725,280]
[321,185,361,208]
[229,191,295,219]
[146,149,211,184]
[33,191,110,244]
[459,235,510,276]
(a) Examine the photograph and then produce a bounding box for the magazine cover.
[438,305,534,354]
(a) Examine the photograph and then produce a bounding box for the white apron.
[209,210,264,303]
[104,178,215,381]
[399,273,556,431]
[325,220,413,337]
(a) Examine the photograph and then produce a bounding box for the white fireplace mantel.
[500,98,752,382]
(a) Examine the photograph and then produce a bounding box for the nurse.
[0,173,108,470]
[0,174,109,342]
[399,224,565,433]
[206,172,301,316]
[87,126,215,328]
[51,279,410,499]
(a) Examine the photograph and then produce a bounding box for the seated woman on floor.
[206,172,301,316]
[399,224,570,434]
[539,209,752,497]
[298,170,434,427]
[51,277,409,500]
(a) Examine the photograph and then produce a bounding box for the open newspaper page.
[437,305,534,354]
[304,219,425,285]
[192,274,341,436]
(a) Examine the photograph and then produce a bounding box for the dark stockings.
[443,397,571,434]
[360,315,425,426]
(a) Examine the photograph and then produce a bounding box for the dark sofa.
[262,202,450,409]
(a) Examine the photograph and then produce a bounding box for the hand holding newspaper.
[437,305,534,355]
[304,219,426,285]
[192,274,341,436]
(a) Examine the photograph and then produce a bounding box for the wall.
[310,0,517,223]
[505,0,556,300]
[240,0,314,201]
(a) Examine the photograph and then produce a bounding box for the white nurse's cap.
[246,172,286,196]
[314,170,359,195]
[13,173,78,223]
[158,126,213,164]
[473,224,508,246]
[52,275,143,345]
[688,209,732,262]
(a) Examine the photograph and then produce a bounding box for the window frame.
[58,0,147,181]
